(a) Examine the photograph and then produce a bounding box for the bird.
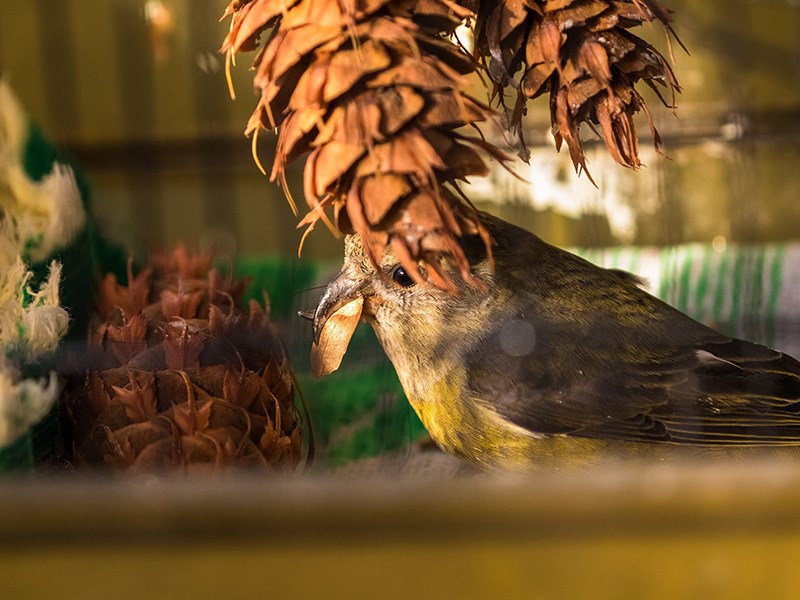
[311,212,800,471]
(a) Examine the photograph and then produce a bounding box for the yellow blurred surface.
[4,461,800,599]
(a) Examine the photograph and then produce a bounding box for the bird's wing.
[465,313,800,446]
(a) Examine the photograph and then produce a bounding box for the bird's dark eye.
[391,265,415,287]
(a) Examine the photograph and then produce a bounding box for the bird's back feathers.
[465,214,800,447]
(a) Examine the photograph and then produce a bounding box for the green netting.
[233,256,319,320]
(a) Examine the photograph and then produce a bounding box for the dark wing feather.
[465,214,800,446]
[466,314,800,445]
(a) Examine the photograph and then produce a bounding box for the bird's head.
[311,224,499,379]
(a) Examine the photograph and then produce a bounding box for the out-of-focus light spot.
[699,140,729,159]
[465,143,655,244]
[144,0,175,64]
[499,319,536,357]
[721,117,747,141]
[144,0,173,29]
[683,68,706,88]
[196,52,222,75]
[712,234,727,253]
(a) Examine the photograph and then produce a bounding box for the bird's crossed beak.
[304,266,371,378]
[311,266,369,345]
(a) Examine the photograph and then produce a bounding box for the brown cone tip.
[472,0,682,176]
[221,0,511,291]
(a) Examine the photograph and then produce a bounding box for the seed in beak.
[310,297,364,378]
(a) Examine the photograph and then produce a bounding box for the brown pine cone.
[61,246,304,475]
[221,0,510,290]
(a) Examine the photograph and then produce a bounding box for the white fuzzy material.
[0,258,69,361]
[0,80,85,261]
[0,361,60,448]
[0,82,73,448]
[3,159,86,262]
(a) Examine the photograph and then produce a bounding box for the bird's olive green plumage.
[313,213,800,471]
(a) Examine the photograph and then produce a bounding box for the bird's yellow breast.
[401,370,613,471]
[403,376,800,469]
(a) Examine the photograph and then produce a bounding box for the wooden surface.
[3,460,800,599]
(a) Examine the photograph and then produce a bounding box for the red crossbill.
[312,212,800,471]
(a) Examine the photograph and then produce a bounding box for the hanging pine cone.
[472,0,682,177]
[61,246,305,474]
[221,0,511,290]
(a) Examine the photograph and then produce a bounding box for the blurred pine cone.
[472,0,682,176]
[221,0,510,290]
[62,246,304,474]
